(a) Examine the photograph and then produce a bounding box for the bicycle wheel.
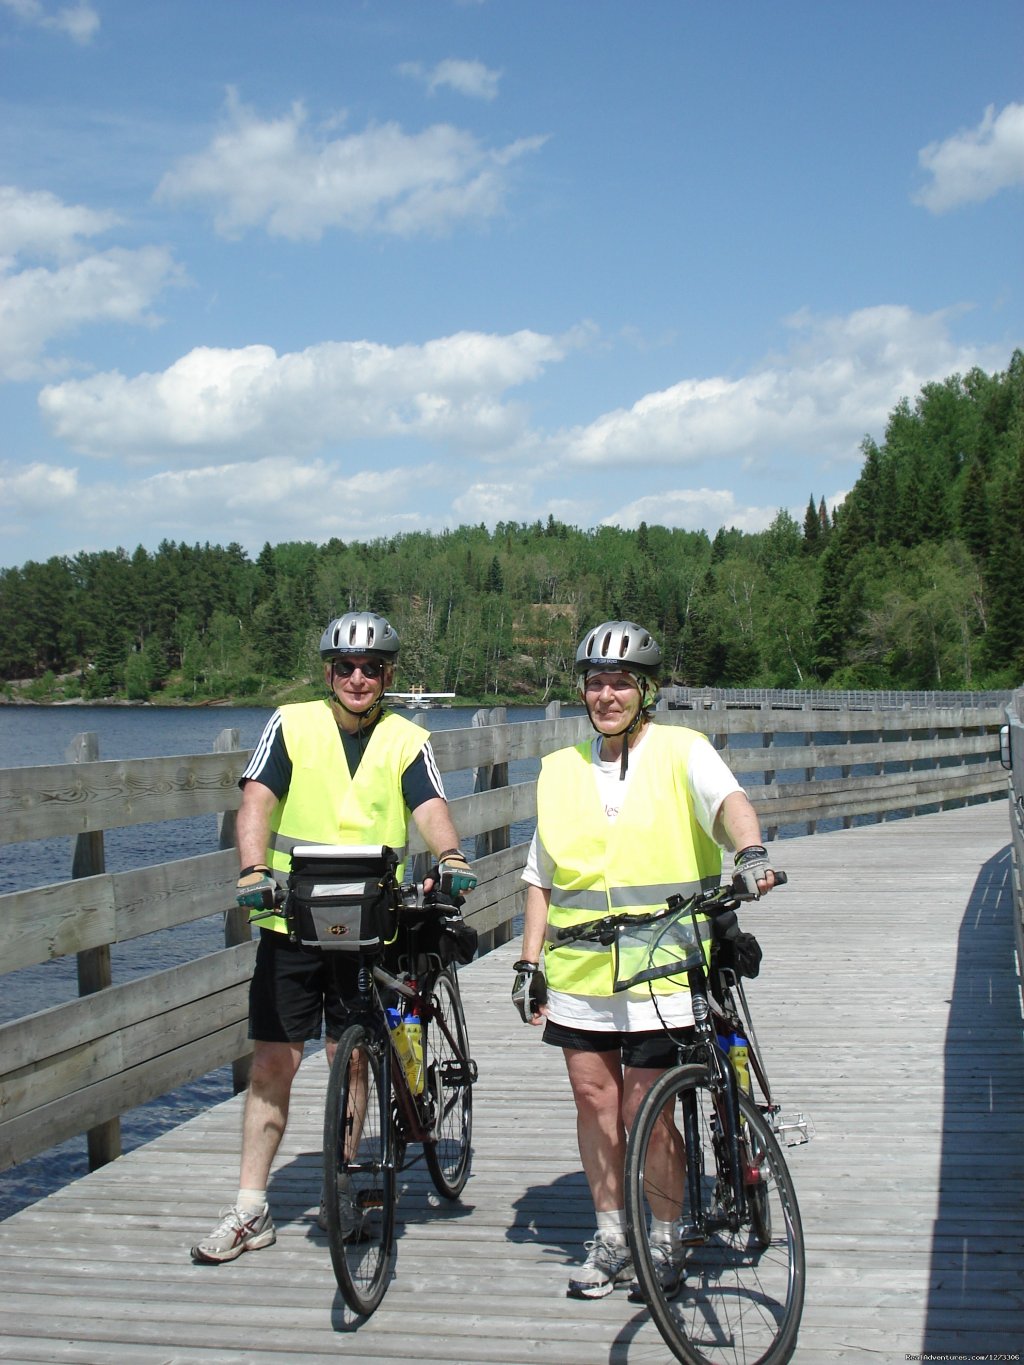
[422,967,474,1199]
[625,1064,805,1365]
[323,1023,396,1315]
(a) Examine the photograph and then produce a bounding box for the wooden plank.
[0,944,255,1074]
[0,849,237,975]
[0,802,1018,1363]
[1,982,251,1126]
[0,751,247,844]
[0,1022,252,1169]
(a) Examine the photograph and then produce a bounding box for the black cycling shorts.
[248,928,360,1044]
[542,1018,692,1070]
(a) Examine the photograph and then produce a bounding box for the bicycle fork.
[682,1051,751,1238]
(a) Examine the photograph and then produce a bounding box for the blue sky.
[1,0,1021,569]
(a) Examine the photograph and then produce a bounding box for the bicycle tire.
[422,967,474,1199]
[323,1022,396,1316]
[625,1063,805,1365]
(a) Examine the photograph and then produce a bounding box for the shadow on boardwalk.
[926,845,1024,1347]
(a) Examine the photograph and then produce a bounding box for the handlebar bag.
[287,844,399,951]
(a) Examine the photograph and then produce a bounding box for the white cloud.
[452,480,525,523]
[0,454,450,555]
[0,187,182,382]
[0,0,98,43]
[156,89,545,240]
[0,185,119,261]
[602,488,768,535]
[556,304,1006,471]
[914,102,1024,213]
[0,459,79,514]
[399,58,502,101]
[38,329,572,461]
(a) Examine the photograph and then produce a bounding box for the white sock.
[237,1187,267,1212]
[596,1209,627,1242]
[650,1216,677,1248]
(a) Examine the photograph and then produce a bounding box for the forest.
[2,353,1022,707]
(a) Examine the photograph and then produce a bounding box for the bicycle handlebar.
[553,871,787,948]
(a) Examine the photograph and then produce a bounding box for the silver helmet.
[574,620,662,677]
[319,611,400,660]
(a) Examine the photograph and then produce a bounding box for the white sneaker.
[566,1232,634,1299]
[191,1205,275,1264]
[628,1241,686,1303]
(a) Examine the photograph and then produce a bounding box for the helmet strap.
[584,678,650,781]
[327,663,386,732]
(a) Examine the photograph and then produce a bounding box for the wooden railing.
[0,699,1007,1174]
[1002,688,1024,977]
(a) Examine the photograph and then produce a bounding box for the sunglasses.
[332,659,386,680]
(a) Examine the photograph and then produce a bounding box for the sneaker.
[628,1242,686,1303]
[191,1205,275,1264]
[566,1232,634,1300]
[319,1178,370,1242]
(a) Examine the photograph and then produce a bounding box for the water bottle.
[386,1006,423,1094]
[728,1030,751,1095]
[717,1030,751,1095]
[402,1010,424,1095]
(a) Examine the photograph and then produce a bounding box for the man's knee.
[249,1041,303,1093]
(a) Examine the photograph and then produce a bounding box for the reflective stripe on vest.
[539,726,723,996]
[257,702,427,933]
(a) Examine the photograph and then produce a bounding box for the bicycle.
[554,873,807,1365]
[283,843,477,1317]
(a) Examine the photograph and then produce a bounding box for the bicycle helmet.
[575,620,662,677]
[319,611,400,661]
[575,620,661,779]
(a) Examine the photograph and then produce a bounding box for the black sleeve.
[401,740,446,812]
[239,710,292,800]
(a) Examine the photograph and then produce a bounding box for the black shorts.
[542,1018,692,1070]
[249,929,361,1044]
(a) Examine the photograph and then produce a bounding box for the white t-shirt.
[523,726,743,1032]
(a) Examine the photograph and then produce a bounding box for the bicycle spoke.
[423,967,474,1199]
[324,1023,395,1315]
[626,1065,804,1365]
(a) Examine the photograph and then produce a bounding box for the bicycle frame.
[553,878,797,1234]
[676,926,751,1237]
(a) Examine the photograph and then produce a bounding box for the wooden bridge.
[1,693,1022,1361]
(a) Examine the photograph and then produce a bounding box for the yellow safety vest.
[258,702,429,934]
[539,725,723,996]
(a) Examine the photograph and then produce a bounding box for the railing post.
[68,731,122,1170]
[215,727,252,1095]
[473,706,514,952]
[473,707,509,858]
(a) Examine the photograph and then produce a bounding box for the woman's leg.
[622,1064,685,1222]
[563,1046,627,1211]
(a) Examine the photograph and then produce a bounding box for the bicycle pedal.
[771,1111,815,1146]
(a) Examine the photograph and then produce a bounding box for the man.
[192,610,475,1264]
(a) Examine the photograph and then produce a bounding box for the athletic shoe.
[566,1232,634,1300]
[319,1179,370,1242]
[627,1241,686,1303]
[191,1205,276,1264]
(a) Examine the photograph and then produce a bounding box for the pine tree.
[958,459,990,561]
[802,495,821,555]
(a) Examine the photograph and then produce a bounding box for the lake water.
[0,701,556,1220]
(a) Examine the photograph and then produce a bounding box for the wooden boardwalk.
[0,801,1021,1363]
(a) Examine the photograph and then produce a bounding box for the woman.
[513,620,775,1301]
